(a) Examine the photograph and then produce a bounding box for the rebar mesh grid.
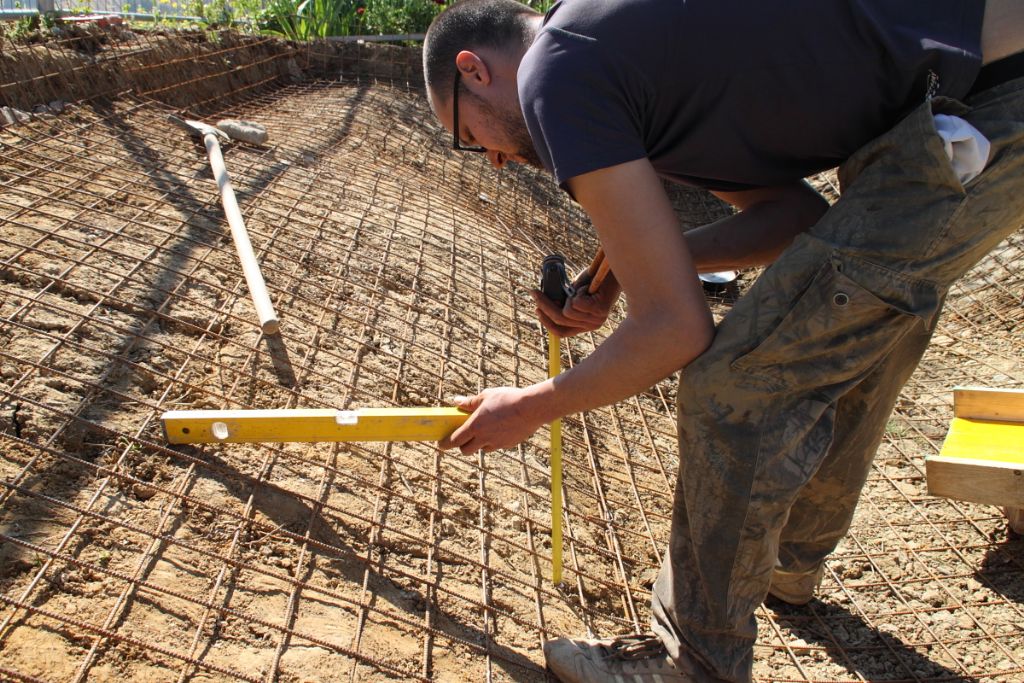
[0,30,1022,683]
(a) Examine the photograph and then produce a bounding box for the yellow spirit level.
[161,407,469,444]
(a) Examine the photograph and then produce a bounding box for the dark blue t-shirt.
[518,0,984,192]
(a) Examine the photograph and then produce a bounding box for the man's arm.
[536,179,828,338]
[441,158,715,453]
[689,181,829,270]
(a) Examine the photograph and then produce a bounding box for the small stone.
[635,566,659,589]
[921,589,944,608]
[132,483,157,501]
[508,500,528,531]
[790,638,812,656]
[216,119,268,145]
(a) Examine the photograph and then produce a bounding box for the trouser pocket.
[730,249,940,397]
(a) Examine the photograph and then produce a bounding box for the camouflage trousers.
[651,78,1024,683]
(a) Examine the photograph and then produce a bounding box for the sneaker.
[767,564,824,606]
[543,634,692,682]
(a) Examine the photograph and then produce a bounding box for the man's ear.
[455,50,492,87]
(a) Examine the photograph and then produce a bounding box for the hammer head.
[540,254,573,307]
[168,114,230,144]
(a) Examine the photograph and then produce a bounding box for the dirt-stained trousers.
[650,78,1024,683]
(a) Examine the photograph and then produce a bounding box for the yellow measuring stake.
[548,332,564,586]
[161,407,468,444]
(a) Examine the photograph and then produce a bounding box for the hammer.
[169,115,280,335]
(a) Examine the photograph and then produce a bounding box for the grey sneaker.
[543,634,692,682]
[768,564,825,606]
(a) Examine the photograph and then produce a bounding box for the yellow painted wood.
[937,417,1024,465]
[548,332,563,586]
[954,387,1024,422]
[928,413,1024,507]
[161,407,468,444]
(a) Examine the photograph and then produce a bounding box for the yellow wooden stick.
[161,407,468,444]
[548,332,563,586]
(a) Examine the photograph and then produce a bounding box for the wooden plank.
[161,407,468,444]
[953,387,1024,422]
[926,457,1024,507]
[927,416,1024,507]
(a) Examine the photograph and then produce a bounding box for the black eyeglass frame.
[452,74,487,153]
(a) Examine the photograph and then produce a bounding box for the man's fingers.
[533,290,599,328]
[537,308,581,338]
[439,415,473,450]
[569,295,607,316]
[530,289,564,320]
[440,428,487,455]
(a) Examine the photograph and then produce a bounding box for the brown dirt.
[0,28,1022,683]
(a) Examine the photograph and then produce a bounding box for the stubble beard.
[479,97,544,170]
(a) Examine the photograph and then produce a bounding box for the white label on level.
[211,422,230,440]
[335,410,359,426]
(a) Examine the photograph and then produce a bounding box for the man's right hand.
[530,272,620,338]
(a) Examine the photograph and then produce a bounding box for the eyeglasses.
[452,73,487,153]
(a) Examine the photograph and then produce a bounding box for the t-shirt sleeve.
[519,28,649,188]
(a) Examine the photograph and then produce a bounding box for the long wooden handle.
[587,255,611,294]
[575,247,611,295]
[204,133,280,334]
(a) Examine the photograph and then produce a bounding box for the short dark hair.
[423,0,540,102]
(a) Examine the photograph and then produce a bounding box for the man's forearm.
[687,181,829,271]
[522,304,714,424]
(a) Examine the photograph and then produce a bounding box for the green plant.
[232,0,265,32]
[185,0,204,18]
[204,0,234,26]
[188,0,555,40]
[5,3,40,41]
[360,0,443,35]
[40,10,61,30]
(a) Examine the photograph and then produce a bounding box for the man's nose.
[487,150,507,169]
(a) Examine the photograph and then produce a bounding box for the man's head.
[423,0,543,169]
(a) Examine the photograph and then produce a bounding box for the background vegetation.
[0,0,557,41]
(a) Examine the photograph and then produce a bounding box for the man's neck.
[982,0,1024,64]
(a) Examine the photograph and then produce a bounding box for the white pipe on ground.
[203,132,280,335]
